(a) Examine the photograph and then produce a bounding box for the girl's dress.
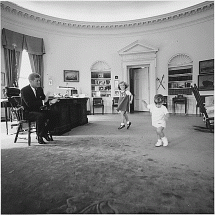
[116,90,131,112]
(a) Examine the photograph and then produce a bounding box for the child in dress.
[142,94,169,147]
[116,81,133,129]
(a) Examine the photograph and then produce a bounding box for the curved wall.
[1,2,214,113]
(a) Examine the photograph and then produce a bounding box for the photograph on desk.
[198,74,214,91]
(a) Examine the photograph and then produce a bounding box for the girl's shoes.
[127,122,131,129]
[118,124,125,129]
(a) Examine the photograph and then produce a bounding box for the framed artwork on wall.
[199,59,214,74]
[198,74,214,91]
[64,70,79,82]
[114,80,119,89]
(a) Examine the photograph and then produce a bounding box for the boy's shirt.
[147,103,169,125]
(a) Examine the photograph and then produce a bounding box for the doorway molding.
[118,40,159,103]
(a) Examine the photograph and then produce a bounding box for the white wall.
[1,3,214,114]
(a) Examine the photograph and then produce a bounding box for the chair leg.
[102,106,104,115]
[206,120,213,133]
[28,121,31,146]
[14,124,21,143]
[93,107,94,115]
[49,131,54,141]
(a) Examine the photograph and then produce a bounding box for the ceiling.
[9,1,206,22]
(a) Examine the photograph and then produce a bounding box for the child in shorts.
[142,94,169,147]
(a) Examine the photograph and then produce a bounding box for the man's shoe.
[118,124,125,129]
[42,134,51,141]
[38,136,47,144]
[127,122,131,129]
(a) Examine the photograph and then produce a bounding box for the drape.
[28,54,44,86]
[2,28,45,87]
[24,35,45,55]
[4,49,22,87]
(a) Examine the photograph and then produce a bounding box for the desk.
[49,97,89,135]
[172,97,187,114]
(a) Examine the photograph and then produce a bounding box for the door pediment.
[118,40,158,55]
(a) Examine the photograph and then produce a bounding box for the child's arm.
[142,100,148,108]
[164,113,169,121]
[130,94,133,104]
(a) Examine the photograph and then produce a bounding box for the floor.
[1,112,214,213]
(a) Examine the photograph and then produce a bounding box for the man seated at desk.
[21,72,57,144]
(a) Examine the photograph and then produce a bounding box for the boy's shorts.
[152,121,166,128]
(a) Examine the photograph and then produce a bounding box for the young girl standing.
[116,81,133,129]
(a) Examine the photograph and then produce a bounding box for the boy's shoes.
[127,122,131,129]
[161,137,168,147]
[155,139,162,147]
[118,124,125,129]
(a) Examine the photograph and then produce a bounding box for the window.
[18,50,32,89]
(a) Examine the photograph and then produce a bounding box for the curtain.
[28,54,44,87]
[2,28,45,87]
[23,35,45,55]
[2,29,24,87]
[4,48,22,87]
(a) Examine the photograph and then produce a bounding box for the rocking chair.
[191,84,214,132]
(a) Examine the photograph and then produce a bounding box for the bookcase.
[168,67,193,95]
[91,71,111,97]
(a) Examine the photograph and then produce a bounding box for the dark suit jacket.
[21,85,46,112]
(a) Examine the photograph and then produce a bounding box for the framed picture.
[114,80,119,89]
[198,74,214,91]
[1,72,5,86]
[199,59,214,74]
[64,70,79,82]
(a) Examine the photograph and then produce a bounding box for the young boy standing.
[142,94,169,147]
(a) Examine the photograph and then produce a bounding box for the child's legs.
[156,126,165,139]
[120,111,129,123]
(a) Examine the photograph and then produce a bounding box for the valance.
[24,35,45,55]
[2,28,45,55]
[2,28,24,51]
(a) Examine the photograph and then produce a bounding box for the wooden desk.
[172,96,187,115]
[49,97,89,135]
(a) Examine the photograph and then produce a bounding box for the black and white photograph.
[1,1,214,214]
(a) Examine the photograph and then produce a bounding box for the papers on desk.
[49,98,59,105]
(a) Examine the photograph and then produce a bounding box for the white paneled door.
[134,67,149,111]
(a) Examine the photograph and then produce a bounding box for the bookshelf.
[168,67,193,95]
[91,71,111,97]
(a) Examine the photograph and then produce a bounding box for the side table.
[172,96,187,114]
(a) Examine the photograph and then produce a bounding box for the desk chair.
[93,98,104,115]
[112,97,119,113]
[8,96,36,146]
[191,84,214,132]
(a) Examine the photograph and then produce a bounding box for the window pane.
[19,50,32,89]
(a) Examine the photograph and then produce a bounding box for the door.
[134,67,149,111]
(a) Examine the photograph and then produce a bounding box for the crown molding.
[1,1,214,30]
